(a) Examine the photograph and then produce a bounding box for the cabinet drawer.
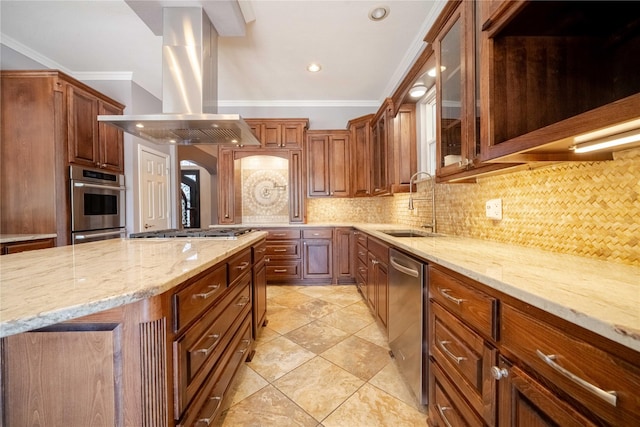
[266,261,301,279]
[429,360,484,427]
[267,229,301,239]
[174,264,227,332]
[356,243,368,263]
[367,237,388,261]
[356,257,368,282]
[266,241,300,258]
[431,301,496,425]
[302,228,333,239]
[253,240,266,264]
[354,231,368,246]
[502,304,640,425]
[174,277,251,416]
[228,248,252,285]
[429,266,497,339]
[177,315,252,427]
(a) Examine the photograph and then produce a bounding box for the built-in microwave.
[70,166,125,244]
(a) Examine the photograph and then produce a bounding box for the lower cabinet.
[252,240,268,339]
[367,237,389,329]
[427,264,640,427]
[334,227,356,284]
[302,228,333,281]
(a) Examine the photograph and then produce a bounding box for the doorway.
[138,145,171,232]
[181,170,200,228]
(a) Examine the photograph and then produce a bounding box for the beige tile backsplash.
[307,147,640,266]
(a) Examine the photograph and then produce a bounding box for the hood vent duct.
[98,7,260,146]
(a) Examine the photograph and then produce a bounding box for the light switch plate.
[486,198,502,220]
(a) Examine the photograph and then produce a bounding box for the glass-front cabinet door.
[435,5,464,178]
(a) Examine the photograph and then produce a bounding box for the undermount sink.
[378,230,443,238]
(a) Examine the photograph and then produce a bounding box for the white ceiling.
[0,0,444,107]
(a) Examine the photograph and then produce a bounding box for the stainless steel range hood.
[98,7,260,146]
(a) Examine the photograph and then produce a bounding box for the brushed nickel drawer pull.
[196,394,223,426]
[193,284,220,299]
[436,404,454,427]
[235,261,250,270]
[438,288,465,305]
[438,340,466,364]
[536,349,617,407]
[273,248,288,252]
[194,333,221,355]
[274,269,287,273]
[235,296,250,307]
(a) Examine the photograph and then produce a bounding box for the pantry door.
[139,146,171,232]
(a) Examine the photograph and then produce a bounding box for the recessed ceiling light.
[135,123,144,129]
[307,63,322,73]
[369,6,389,21]
[409,84,427,98]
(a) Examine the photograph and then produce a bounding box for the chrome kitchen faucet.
[408,171,436,233]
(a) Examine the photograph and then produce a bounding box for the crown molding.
[219,99,380,108]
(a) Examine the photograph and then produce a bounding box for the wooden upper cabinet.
[348,114,373,197]
[389,104,417,193]
[67,83,124,173]
[306,130,351,197]
[371,99,392,196]
[479,0,640,163]
[431,0,519,182]
[217,148,237,224]
[245,119,309,149]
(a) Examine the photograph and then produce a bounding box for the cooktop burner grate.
[129,227,254,239]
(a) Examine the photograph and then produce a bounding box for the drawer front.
[302,228,333,239]
[266,260,301,279]
[356,242,368,263]
[174,263,227,332]
[265,241,300,258]
[267,229,301,239]
[501,304,640,425]
[429,266,497,339]
[174,277,251,416]
[367,237,388,261]
[253,240,266,264]
[356,257,368,282]
[228,248,252,285]
[431,301,497,425]
[429,360,484,427]
[354,231,368,247]
[177,315,252,427]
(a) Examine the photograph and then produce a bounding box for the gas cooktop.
[129,227,254,240]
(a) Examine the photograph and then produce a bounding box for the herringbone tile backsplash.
[307,147,640,266]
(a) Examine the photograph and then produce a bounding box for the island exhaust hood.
[98,7,260,146]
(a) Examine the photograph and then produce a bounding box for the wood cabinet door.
[281,122,304,149]
[497,357,598,427]
[349,116,372,197]
[302,239,332,279]
[334,228,355,283]
[98,101,124,172]
[376,259,388,328]
[289,150,305,222]
[328,133,350,197]
[306,133,330,197]
[262,122,282,148]
[67,84,99,167]
[253,260,267,336]
[371,109,390,196]
[390,104,417,193]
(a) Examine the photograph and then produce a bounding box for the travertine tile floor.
[215,284,427,427]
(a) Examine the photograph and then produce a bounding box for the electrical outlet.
[486,198,502,220]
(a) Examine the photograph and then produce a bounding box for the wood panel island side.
[0,232,268,427]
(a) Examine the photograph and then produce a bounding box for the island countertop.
[355,224,640,353]
[0,231,268,338]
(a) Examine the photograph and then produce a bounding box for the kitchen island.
[0,231,268,426]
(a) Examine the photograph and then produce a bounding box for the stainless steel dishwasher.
[388,248,427,405]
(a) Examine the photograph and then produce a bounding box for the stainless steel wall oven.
[70,166,125,244]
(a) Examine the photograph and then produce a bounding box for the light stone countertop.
[355,224,640,353]
[0,234,57,244]
[0,231,268,338]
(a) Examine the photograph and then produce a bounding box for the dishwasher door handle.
[390,256,420,278]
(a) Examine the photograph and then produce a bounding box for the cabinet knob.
[490,366,509,380]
